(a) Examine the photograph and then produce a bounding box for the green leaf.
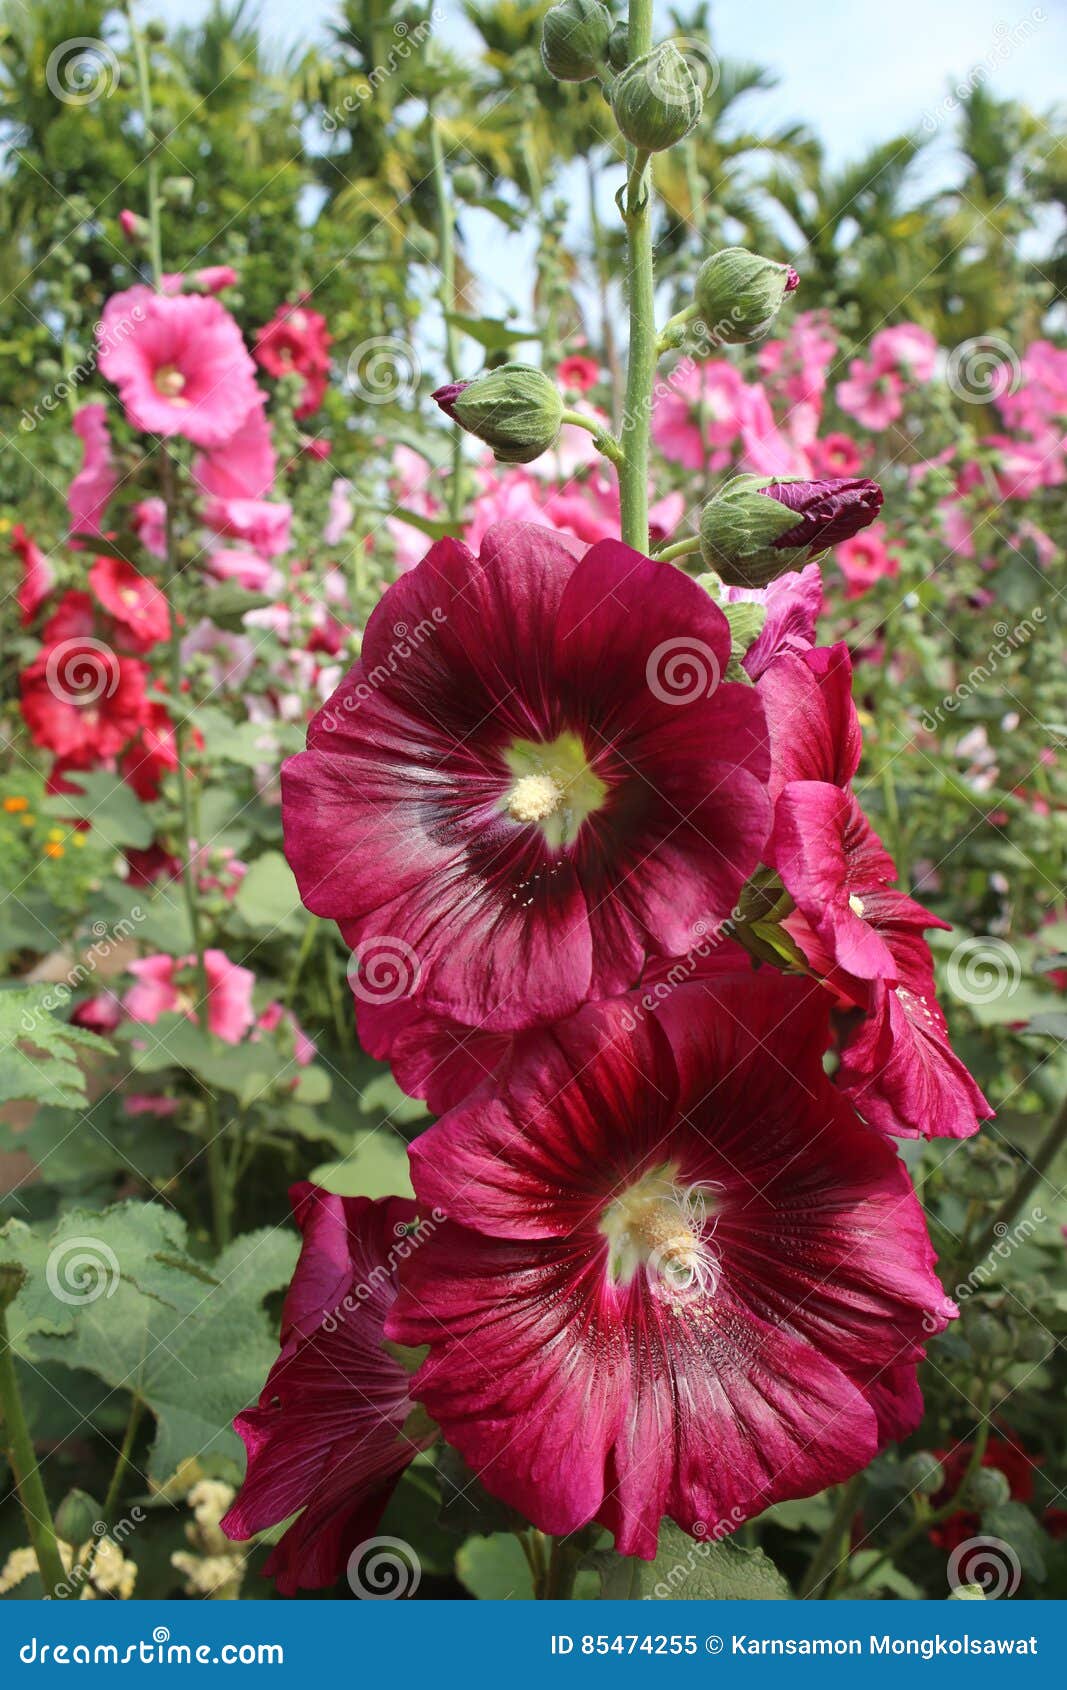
[722,601,767,682]
[456,1532,535,1600]
[202,583,274,629]
[234,850,303,933]
[981,1502,1048,1582]
[5,1203,297,1484]
[444,312,539,352]
[310,1128,414,1199]
[0,986,112,1109]
[44,770,154,848]
[436,1445,526,1539]
[586,1521,792,1600]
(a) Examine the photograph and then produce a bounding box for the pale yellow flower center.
[155,365,187,398]
[506,772,564,824]
[600,1165,721,1307]
[848,893,866,917]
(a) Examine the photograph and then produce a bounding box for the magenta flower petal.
[760,477,884,553]
[771,782,901,983]
[759,642,861,797]
[222,1185,434,1593]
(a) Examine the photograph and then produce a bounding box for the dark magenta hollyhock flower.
[281,522,771,1032]
[726,560,824,680]
[387,975,954,1558]
[836,920,992,1141]
[760,476,884,554]
[757,643,989,1139]
[222,1184,435,1594]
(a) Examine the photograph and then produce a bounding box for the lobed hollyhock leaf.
[0,988,113,1110]
[43,769,155,849]
[5,1203,298,1483]
[586,1522,791,1600]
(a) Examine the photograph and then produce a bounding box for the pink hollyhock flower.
[813,432,865,477]
[21,643,148,761]
[834,525,899,599]
[738,385,812,479]
[88,555,170,652]
[222,1184,435,1593]
[67,403,118,544]
[12,525,54,625]
[71,991,123,1035]
[324,478,354,546]
[191,266,239,295]
[120,700,179,800]
[870,324,937,382]
[1014,519,1058,567]
[254,1001,316,1066]
[118,209,142,242]
[194,399,276,501]
[203,496,291,558]
[727,562,824,680]
[206,548,283,594]
[124,1094,180,1117]
[758,312,837,406]
[837,359,904,430]
[557,354,601,393]
[282,523,771,1032]
[180,620,255,687]
[254,302,331,419]
[389,978,955,1556]
[653,360,745,470]
[97,286,260,447]
[124,949,255,1043]
[131,497,167,559]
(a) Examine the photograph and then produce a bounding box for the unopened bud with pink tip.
[694,247,799,345]
[699,474,884,587]
[432,363,564,464]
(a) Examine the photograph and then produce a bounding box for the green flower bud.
[965,1309,1010,1357]
[541,0,611,83]
[963,1468,1011,1510]
[694,246,799,346]
[433,364,564,465]
[611,43,703,152]
[949,1583,986,1600]
[452,165,484,200]
[900,1451,946,1496]
[607,21,629,72]
[698,475,800,587]
[55,1489,103,1547]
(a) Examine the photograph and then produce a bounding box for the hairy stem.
[0,1305,68,1598]
[971,1090,1067,1265]
[429,111,464,527]
[617,1,655,552]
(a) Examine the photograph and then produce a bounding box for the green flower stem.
[159,458,229,1251]
[653,535,702,564]
[0,1300,68,1599]
[971,1090,1067,1265]
[560,408,624,466]
[429,111,464,528]
[796,1472,864,1599]
[617,1,656,553]
[542,1535,583,1600]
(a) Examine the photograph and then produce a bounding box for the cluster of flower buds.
[540,6,704,152]
[699,474,884,587]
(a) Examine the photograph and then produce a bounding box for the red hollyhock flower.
[282,523,771,1032]
[254,302,331,419]
[221,1184,435,1594]
[89,556,170,654]
[388,973,954,1557]
[120,700,179,800]
[12,525,54,625]
[21,641,148,762]
[41,590,95,646]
